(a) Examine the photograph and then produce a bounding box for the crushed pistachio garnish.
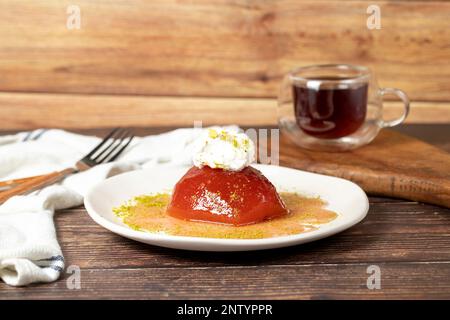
[194,128,255,171]
[208,129,219,139]
[113,192,338,239]
[207,128,251,152]
[113,193,171,219]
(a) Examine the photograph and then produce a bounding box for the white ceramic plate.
[84,164,369,251]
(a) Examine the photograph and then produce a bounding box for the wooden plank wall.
[0,0,449,129]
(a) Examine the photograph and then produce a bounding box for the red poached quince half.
[166,128,288,226]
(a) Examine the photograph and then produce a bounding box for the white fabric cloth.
[0,127,237,286]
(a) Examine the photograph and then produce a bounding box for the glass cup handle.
[379,88,410,128]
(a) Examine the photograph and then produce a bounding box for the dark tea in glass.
[278,64,410,151]
[293,77,368,139]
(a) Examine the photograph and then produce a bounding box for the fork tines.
[84,128,134,165]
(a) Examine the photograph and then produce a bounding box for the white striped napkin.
[0,126,238,286]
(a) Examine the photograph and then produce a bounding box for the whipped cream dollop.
[193,128,255,171]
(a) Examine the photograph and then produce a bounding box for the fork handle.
[0,174,49,189]
[0,168,76,205]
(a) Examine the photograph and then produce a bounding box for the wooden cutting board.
[278,129,450,208]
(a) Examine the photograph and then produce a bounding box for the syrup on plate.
[114,191,338,239]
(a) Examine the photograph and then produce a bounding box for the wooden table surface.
[1,125,450,299]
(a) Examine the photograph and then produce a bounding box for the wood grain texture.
[0,1,449,101]
[0,92,449,130]
[2,197,450,299]
[280,129,450,208]
[2,263,450,299]
[52,202,450,270]
[0,125,449,299]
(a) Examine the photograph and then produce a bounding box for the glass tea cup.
[278,64,410,151]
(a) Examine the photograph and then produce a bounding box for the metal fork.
[0,128,134,204]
